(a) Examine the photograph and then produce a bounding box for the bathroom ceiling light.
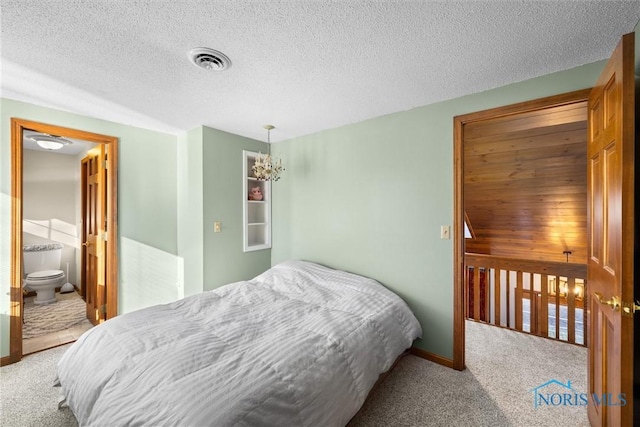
[31,134,73,150]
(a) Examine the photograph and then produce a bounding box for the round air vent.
[187,47,231,71]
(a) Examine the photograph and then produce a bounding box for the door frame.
[452,88,591,370]
[7,118,118,365]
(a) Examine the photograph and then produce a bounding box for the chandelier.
[252,125,284,181]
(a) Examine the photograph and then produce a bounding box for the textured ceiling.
[1,1,639,142]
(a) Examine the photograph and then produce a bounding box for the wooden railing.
[465,253,587,346]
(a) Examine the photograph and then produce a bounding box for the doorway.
[452,89,591,370]
[454,32,636,426]
[8,118,118,364]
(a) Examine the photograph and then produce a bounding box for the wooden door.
[587,32,635,427]
[81,146,107,325]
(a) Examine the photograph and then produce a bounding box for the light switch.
[214,221,221,233]
[441,225,450,240]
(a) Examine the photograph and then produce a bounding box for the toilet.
[23,243,66,305]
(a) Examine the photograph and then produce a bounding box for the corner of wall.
[201,127,271,290]
[177,127,205,297]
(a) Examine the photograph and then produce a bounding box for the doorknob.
[82,241,91,247]
[622,301,640,315]
[594,292,621,311]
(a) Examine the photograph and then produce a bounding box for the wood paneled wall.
[464,101,588,263]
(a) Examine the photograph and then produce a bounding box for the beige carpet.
[1,320,588,427]
[23,295,87,340]
[350,320,588,426]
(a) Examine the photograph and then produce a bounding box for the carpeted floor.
[350,320,588,426]
[23,293,87,340]
[0,321,587,427]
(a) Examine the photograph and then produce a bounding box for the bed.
[55,260,422,426]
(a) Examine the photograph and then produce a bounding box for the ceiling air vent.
[187,48,231,71]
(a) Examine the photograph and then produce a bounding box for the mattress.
[56,260,422,426]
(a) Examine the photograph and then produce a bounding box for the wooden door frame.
[7,118,118,365]
[80,157,89,299]
[452,88,591,370]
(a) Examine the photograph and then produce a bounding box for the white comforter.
[56,260,422,427]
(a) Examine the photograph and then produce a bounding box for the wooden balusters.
[540,273,549,337]
[494,271,501,326]
[465,253,586,346]
[473,267,481,321]
[567,277,576,344]
[515,271,523,331]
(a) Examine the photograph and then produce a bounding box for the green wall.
[271,60,607,359]
[201,127,271,290]
[176,125,272,294]
[0,98,180,357]
[2,24,636,361]
[177,127,204,297]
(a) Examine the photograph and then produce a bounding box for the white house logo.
[530,379,627,409]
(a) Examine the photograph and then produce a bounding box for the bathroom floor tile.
[57,330,74,341]
[69,322,93,338]
[22,340,40,355]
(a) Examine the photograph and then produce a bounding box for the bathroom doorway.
[9,119,118,363]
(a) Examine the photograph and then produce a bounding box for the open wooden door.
[587,32,635,426]
[81,145,108,325]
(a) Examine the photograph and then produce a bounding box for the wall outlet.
[441,225,450,240]
[214,221,221,233]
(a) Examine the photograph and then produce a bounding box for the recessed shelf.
[243,150,271,252]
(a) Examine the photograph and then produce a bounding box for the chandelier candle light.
[252,125,284,181]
